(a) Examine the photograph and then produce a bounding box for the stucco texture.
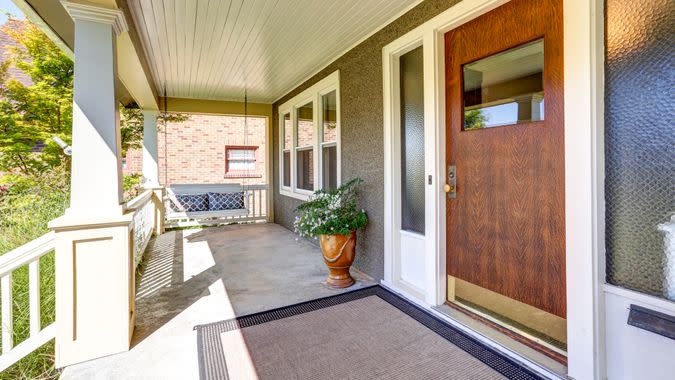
[272,0,461,280]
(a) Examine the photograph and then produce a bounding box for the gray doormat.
[195,285,542,380]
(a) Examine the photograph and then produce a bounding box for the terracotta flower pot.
[319,231,357,288]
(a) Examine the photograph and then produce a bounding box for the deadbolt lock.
[446,165,457,198]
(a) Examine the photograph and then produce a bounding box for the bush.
[294,178,368,238]
[123,173,143,201]
[0,170,67,380]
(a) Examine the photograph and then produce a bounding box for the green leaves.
[119,105,188,157]
[294,178,369,238]
[0,21,73,176]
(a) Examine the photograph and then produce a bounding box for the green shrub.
[0,170,67,380]
[294,178,368,238]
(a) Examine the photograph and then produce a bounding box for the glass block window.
[400,46,425,234]
[462,39,544,130]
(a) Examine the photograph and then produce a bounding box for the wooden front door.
[445,0,565,318]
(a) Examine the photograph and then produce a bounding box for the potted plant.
[294,178,368,288]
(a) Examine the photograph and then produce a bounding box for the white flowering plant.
[294,178,368,238]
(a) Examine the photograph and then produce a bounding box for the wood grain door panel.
[445,0,566,318]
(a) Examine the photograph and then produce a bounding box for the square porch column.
[142,109,165,234]
[49,1,136,368]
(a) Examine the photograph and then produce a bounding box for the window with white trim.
[225,145,259,178]
[279,71,340,200]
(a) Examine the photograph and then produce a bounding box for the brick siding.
[124,114,267,186]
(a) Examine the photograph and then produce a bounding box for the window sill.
[279,187,311,201]
[224,173,263,179]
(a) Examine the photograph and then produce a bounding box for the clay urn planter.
[319,231,357,288]
[293,178,368,289]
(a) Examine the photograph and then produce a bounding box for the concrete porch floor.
[61,223,374,380]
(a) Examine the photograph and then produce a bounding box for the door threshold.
[380,281,567,380]
[444,300,567,362]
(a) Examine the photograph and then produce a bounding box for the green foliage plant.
[293,178,368,238]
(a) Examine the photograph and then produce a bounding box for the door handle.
[446,165,457,198]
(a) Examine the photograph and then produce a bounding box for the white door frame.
[382,0,605,378]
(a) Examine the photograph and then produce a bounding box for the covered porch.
[2,0,672,379]
[60,223,374,379]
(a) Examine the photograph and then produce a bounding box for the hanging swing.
[165,88,251,227]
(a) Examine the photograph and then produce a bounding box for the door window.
[463,39,544,130]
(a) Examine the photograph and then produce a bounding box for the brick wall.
[124,114,267,186]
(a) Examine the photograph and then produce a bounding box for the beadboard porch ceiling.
[127,0,422,103]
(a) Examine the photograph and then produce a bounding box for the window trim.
[224,145,260,178]
[279,70,341,201]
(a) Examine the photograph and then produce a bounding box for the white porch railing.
[126,189,157,268]
[243,184,268,222]
[0,232,56,372]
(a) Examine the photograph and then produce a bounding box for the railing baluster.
[1,272,13,353]
[29,259,40,337]
[252,189,256,218]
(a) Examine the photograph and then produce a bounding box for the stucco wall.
[272,0,461,280]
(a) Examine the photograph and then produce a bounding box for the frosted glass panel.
[400,46,425,234]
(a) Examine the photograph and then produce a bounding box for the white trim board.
[382,0,605,379]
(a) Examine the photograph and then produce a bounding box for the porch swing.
[165,90,254,227]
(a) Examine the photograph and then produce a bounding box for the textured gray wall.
[272,0,461,280]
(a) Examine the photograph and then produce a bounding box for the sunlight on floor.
[136,232,175,299]
[182,229,216,282]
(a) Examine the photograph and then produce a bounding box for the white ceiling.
[128,0,422,103]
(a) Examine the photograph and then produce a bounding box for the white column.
[65,1,128,216]
[142,110,159,188]
[50,2,135,369]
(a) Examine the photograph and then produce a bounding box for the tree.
[0,19,187,177]
[120,105,188,157]
[0,20,73,177]
[464,109,488,130]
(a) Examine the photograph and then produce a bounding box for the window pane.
[322,145,337,190]
[283,113,291,149]
[229,160,255,171]
[463,39,544,130]
[296,102,314,147]
[296,147,314,191]
[228,149,255,160]
[283,150,291,187]
[400,46,425,234]
[322,91,337,143]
